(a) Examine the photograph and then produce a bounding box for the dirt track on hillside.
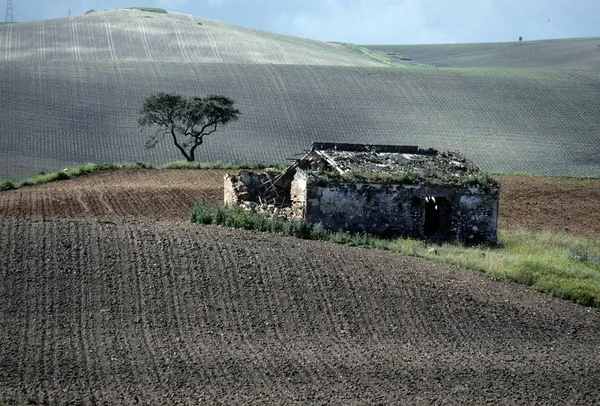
[1,170,600,405]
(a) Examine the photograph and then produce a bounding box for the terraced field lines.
[74,224,99,401]
[0,222,20,396]
[3,23,11,60]
[208,239,253,383]
[265,65,300,131]
[244,37,259,64]
[273,42,293,65]
[167,17,190,63]
[126,226,164,388]
[36,20,46,61]
[68,16,81,62]
[202,25,222,62]
[99,12,117,61]
[138,18,154,62]
[236,249,293,397]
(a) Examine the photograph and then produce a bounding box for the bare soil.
[0,169,228,220]
[1,170,599,405]
[496,175,600,237]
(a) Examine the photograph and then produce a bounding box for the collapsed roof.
[301,142,498,188]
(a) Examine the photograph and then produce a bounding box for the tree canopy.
[138,92,240,162]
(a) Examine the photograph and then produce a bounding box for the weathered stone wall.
[293,171,499,243]
[452,185,499,243]
[224,170,295,206]
[224,171,273,205]
[290,170,308,218]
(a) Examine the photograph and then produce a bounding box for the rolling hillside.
[0,9,381,66]
[0,9,599,181]
[366,37,600,70]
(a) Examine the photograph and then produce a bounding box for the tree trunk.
[170,130,192,161]
[189,139,203,162]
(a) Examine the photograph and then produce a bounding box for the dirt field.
[497,175,600,238]
[1,170,600,405]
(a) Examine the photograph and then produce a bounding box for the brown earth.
[1,170,599,236]
[1,170,600,405]
[496,175,600,238]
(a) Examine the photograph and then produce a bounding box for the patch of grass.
[335,43,410,69]
[158,160,268,170]
[490,170,532,176]
[84,9,96,14]
[0,180,15,191]
[191,200,314,239]
[1,161,281,191]
[316,167,498,190]
[191,203,600,309]
[126,7,167,14]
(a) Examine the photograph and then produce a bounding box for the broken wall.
[224,171,271,205]
[291,170,499,243]
[224,170,294,206]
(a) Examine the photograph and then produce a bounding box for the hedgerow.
[126,7,167,14]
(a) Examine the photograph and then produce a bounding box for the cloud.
[268,0,579,44]
[154,0,195,8]
[271,0,458,44]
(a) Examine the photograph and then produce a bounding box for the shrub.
[0,180,14,191]
[191,201,316,240]
[126,7,167,13]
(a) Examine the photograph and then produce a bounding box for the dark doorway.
[424,196,443,236]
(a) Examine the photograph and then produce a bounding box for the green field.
[0,9,598,181]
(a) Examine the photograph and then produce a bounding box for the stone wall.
[224,171,272,205]
[291,170,499,243]
[224,170,295,206]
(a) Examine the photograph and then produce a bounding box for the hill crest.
[0,9,383,66]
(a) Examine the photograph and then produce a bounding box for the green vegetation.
[0,162,275,191]
[420,230,600,308]
[84,9,96,14]
[0,180,15,191]
[160,160,266,170]
[316,167,499,190]
[138,92,241,162]
[126,7,167,14]
[490,170,532,176]
[191,202,600,309]
[191,200,317,239]
[335,43,409,69]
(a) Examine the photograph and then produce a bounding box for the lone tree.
[519,36,523,42]
[138,92,240,162]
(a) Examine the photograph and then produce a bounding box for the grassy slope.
[0,11,598,181]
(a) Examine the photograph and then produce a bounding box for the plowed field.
[1,170,600,405]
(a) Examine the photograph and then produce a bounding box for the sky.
[6,0,599,44]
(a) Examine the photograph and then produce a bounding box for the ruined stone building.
[225,142,500,243]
